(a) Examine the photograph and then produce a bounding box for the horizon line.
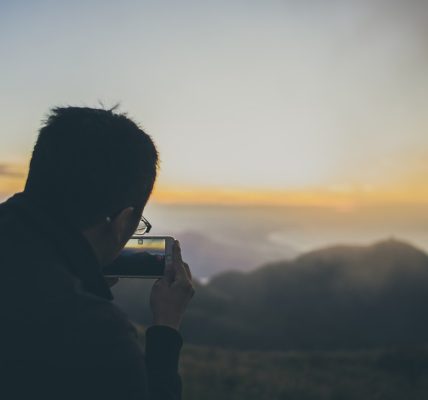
[2,165,428,209]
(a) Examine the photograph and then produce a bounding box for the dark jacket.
[0,192,182,400]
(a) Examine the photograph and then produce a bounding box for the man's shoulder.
[0,199,147,369]
[0,218,80,303]
[64,291,145,364]
[0,201,59,272]
[73,290,139,339]
[0,201,141,358]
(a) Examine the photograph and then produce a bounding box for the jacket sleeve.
[69,299,183,400]
[145,325,183,400]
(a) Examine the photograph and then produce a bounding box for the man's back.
[0,193,182,399]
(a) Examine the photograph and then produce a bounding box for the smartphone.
[103,236,174,278]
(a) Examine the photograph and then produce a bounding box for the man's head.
[25,106,159,265]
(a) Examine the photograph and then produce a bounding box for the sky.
[1,0,428,209]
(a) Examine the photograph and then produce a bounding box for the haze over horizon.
[1,0,428,254]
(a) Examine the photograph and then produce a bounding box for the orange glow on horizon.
[1,162,428,209]
[151,185,428,209]
[0,164,26,196]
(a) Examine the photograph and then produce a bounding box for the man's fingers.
[173,240,183,263]
[163,260,175,283]
[174,258,188,281]
[168,240,192,283]
[183,262,192,281]
[172,240,187,280]
[163,241,183,284]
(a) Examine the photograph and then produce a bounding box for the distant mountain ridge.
[175,230,297,279]
[113,238,428,351]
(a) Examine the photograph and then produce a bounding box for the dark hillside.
[113,239,428,351]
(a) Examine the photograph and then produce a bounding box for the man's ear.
[110,206,136,245]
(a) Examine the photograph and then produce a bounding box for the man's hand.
[105,277,119,288]
[149,240,195,331]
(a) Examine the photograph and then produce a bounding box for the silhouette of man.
[0,107,195,399]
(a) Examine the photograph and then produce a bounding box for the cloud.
[0,163,26,196]
[0,163,26,178]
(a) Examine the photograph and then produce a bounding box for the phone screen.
[103,237,167,278]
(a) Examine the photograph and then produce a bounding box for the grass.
[135,324,428,399]
[178,344,428,400]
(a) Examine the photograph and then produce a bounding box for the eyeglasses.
[134,215,152,236]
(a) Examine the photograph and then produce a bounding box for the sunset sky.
[1,0,428,208]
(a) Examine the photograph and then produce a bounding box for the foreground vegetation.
[117,240,428,352]
[125,239,428,399]
[178,344,428,400]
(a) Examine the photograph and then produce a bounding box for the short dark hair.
[25,106,158,229]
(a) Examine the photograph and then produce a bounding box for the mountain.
[174,230,296,279]
[112,238,428,351]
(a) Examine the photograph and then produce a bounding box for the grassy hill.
[113,238,428,351]
[178,344,428,400]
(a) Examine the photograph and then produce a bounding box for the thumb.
[174,258,187,281]
[172,240,187,281]
[163,255,175,284]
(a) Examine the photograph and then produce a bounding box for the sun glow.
[0,164,26,197]
[151,184,428,210]
[1,162,427,210]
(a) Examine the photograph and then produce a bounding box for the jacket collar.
[5,192,113,300]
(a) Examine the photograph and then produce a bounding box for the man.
[0,107,195,399]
